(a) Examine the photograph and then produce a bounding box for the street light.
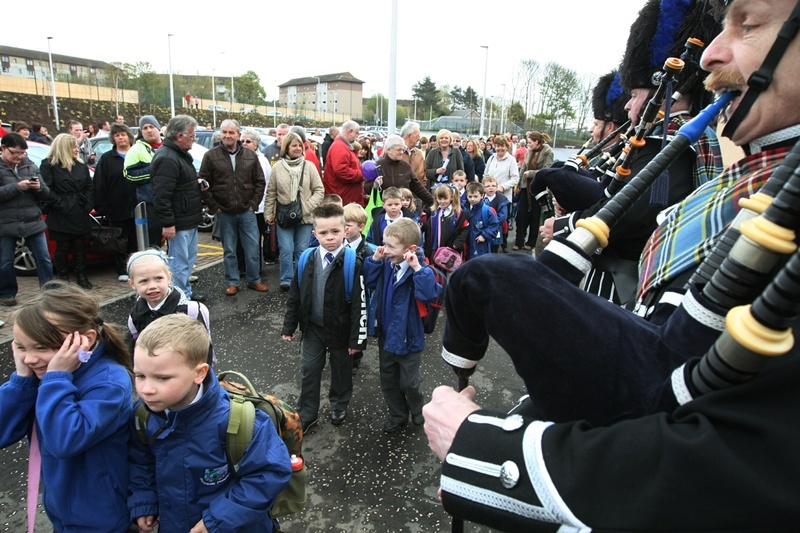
[46,37,59,130]
[168,34,175,118]
[500,83,506,134]
[312,76,320,121]
[479,45,489,138]
[211,68,217,128]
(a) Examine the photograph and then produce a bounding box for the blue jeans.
[0,232,54,298]
[168,228,198,299]
[217,211,262,286]
[276,223,313,285]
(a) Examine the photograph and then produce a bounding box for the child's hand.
[189,519,209,533]
[136,515,159,532]
[373,246,386,260]
[405,250,421,271]
[281,334,294,342]
[47,332,90,374]
[476,235,485,243]
[11,346,34,378]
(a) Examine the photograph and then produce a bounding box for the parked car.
[14,140,214,276]
[208,104,227,112]
[265,110,282,117]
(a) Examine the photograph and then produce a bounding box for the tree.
[450,85,465,109]
[506,101,526,127]
[412,76,440,113]
[234,70,267,107]
[125,61,164,105]
[464,86,479,112]
[573,73,596,137]
[537,62,580,132]
[512,59,541,121]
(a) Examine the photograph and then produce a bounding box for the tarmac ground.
[0,230,529,532]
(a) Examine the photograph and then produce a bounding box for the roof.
[278,72,364,88]
[449,110,480,118]
[0,45,112,70]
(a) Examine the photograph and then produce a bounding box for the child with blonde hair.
[0,281,132,532]
[126,249,213,364]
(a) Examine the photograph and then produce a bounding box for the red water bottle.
[290,454,304,471]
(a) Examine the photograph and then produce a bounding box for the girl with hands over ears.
[0,281,133,533]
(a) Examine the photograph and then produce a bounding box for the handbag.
[432,212,463,272]
[276,162,305,228]
[89,217,128,255]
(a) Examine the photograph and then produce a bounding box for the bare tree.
[574,73,597,137]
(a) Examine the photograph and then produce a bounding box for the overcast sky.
[5,1,643,104]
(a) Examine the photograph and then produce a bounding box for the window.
[26,59,34,73]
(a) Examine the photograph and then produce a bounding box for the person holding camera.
[0,133,53,306]
[264,131,324,291]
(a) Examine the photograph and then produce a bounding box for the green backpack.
[134,370,307,520]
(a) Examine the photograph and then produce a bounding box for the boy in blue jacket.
[483,176,510,253]
[464,181,499,259]
[366,187,417,246]
[129,314,292,533]
[363,218,443,433]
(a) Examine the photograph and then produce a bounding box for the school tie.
[324,252,335,269]
[27,422,41,533]
[392,264,402,283]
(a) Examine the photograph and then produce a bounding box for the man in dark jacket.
[200,119,267,295]
[151,115,205,302]
[0,133,53,306]
[320,126,338,170]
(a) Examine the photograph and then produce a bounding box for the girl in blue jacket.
[0,281,133,533]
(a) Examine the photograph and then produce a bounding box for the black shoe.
[351,364,360,376]
[330,409,347,426]
[280,284,290,292]
[76,272,93,289]
[383,418,407,433]
[412,413,425,426]
[191,292,207,302]
[302,418,318,432]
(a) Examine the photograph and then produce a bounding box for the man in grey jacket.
[0,133,54,306]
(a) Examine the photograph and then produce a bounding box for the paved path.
[0,234,537,531]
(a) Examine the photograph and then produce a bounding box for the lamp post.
[168,34,175,118]
[312,76,320,122]
[46,37,59,130]
[211,69,217,128]
[500,83,506,134]
[479,45,488,138]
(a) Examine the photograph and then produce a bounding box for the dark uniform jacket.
[282,248,367,351]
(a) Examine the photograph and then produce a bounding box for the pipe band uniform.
[424,0,800,530]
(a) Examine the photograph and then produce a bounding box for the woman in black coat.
[41,134,94,288]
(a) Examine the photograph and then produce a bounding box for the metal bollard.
[134,202,150,250]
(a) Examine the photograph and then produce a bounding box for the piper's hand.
[47,332,90,374]
[136,515,159,533]
[540,218,555,244]
[423,386,480,461]
[189,519,208,533]
[553,197,565,217]
[373,246,386,261]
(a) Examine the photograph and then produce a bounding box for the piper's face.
[701,0,800,145]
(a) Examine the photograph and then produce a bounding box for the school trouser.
[378,339,423,424]
[298,322,353,422]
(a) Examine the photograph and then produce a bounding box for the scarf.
[280,156,306,197]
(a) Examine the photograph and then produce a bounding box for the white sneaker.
[117,275,129,282]
[189,275,199,283]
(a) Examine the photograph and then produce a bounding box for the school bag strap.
[297,246,357,303]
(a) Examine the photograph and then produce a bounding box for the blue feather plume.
[650,0,692,68]
[606,73,624,108]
